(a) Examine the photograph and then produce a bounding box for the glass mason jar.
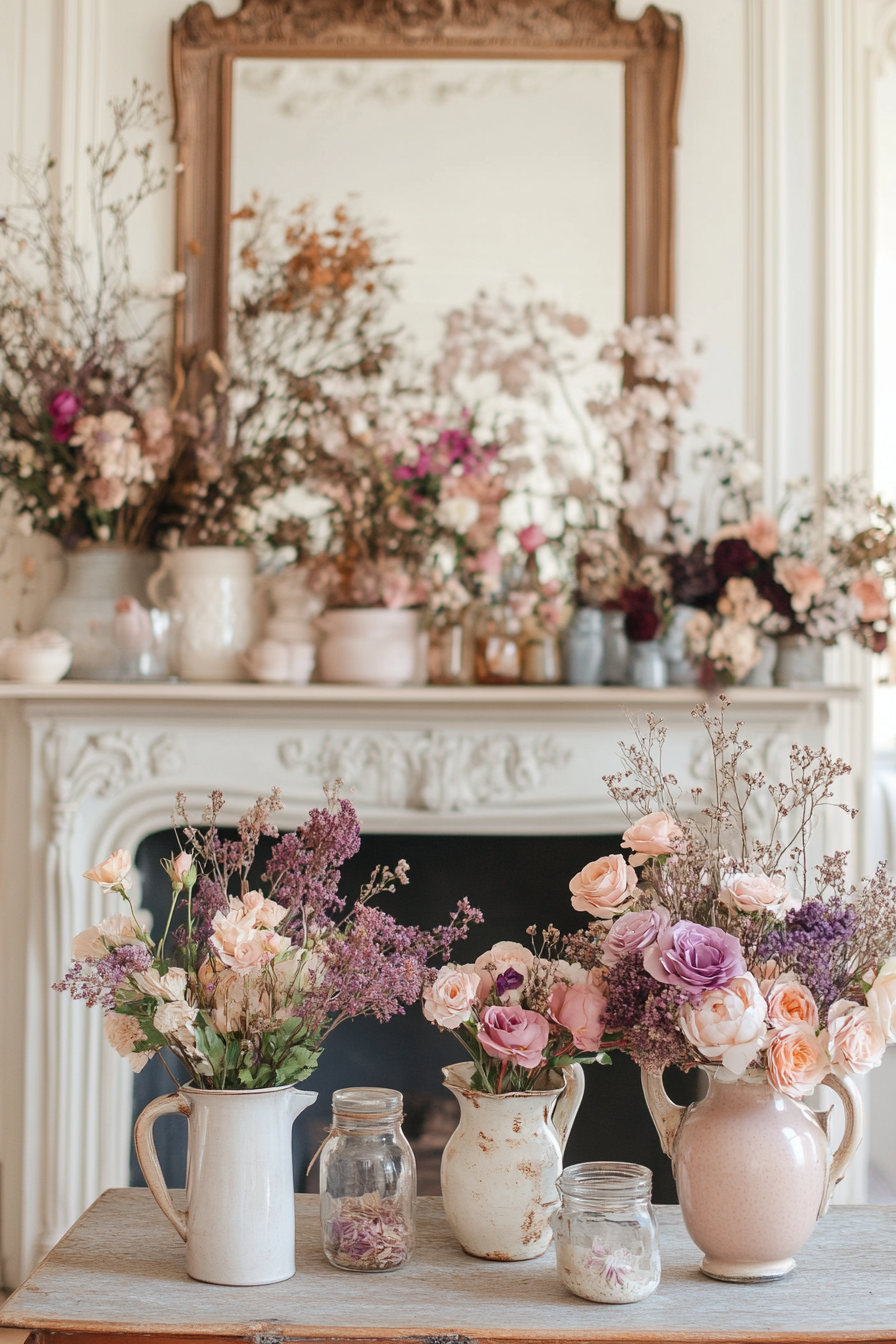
[553,1162,660,1303]
[474,604,522,684]
[319,1087,416,1272]
[428,608,475,685]
[520,622,562,684]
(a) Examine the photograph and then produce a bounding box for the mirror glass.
[230,56,625,355]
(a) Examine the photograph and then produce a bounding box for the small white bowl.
[1,631,73,683]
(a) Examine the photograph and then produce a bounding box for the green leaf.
[224,1039,241,1073]
[238,1064,274,1089]
[193,1021,225,1071]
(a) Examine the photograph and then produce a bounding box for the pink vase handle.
[134,1091,192,1241]
[818,1072,863,1217]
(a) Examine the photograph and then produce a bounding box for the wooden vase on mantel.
[642,1065,862,1282]
[439,1061,584,1261]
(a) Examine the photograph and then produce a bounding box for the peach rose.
[210,908,290,974]
[171,851,192,883]
[822,999,886,1077]
[774,556,826,613]
[83,849,132,891]
[103,1011,151,1073]
[718,871,799,919]
[743,513,779,559]
[242,889,289,929]
[71,912,145,961]
[849,572,889,623]
[549,980,606,1051]
[422,966,481,1030]
[679,973,768,1076]
[867,957,896,1043]
[766,977,819,1031]
[569,855,638,920]
[621,812,683,867]
[766,1022,829,1098]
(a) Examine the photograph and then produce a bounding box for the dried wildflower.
[324,1192,410,1270]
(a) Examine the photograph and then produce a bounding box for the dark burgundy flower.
[621,586,659,642]
[49,389,81,443]
[713,538,760,582]
[667,541,720,609]
[753,564,794,620]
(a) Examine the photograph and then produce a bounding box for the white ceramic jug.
[317,607,419,686]
[440,1061,585,1261]
[134,1084,316,1285]
[146,547,255,681]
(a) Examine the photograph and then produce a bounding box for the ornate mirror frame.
[171,0,682,360]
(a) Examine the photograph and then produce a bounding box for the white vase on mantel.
[146,546,256,681]
[773,633,825,687]
[439,1061,585,1261]
[43,546,157,680]
[317,607,420,686]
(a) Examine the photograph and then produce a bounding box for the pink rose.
[422,966,481,1029]
[600,906,671,968]
[774,556,826,613]
[766,1023,829,1098]
[742,514,779,559]
[71,912,144,961]
[172,851,192,882]
[242,889,288,928]
[679,973,768,1076]
[518,524,548,554]
[620,812,682,866]
[569,854,637,921]
[477,1004,550,1070]
[718,871,799,919]
[867,957,896,1043]
[474,547,502,576]
[210,908,290,974]
[103,1012,150,1073]
[822,999,886,1077]
[549,980,606,1051]
[83,849,132,891]
[766,978,819,1031]
[645,920,747,992]
[849,572,889,623]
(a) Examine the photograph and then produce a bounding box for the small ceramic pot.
[774,634,825,687]
[627,640,667,689]
[565,608,603,685]
[317,607,419,686]
[0,631,72,683]
[244,638,315,684]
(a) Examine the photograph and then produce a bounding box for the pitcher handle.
[146,556,172,609]
[553,1063,585,1155]
[641,1068,687,1160]
[134,1090,192,1241]
[818,1072,863,1217]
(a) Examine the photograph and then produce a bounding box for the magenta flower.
[518,524,548,554]
[601,907,671,969]
[643,919,746,992]
[478,1003,549,1069]
[49,390,81,443]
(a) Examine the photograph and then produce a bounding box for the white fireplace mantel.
[0,682,859,1287]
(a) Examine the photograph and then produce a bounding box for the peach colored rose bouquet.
[422,936,608,1093]
[561,698,896,1098]
[54,784,479,1089]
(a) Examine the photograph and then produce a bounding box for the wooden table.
[1,1190,894,1343]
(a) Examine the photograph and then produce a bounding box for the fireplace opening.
[131,828,697,1202]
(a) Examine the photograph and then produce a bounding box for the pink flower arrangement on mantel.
[55,785,480,1088]
[423,937,608,1094]
[561,699,896,1098]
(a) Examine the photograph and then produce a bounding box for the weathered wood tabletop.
[1,1189,894,1344]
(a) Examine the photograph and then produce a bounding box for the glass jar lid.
[557,1161,652,1207]
[332,1087,403,1120]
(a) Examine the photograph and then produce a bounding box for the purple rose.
[643,919,746,992]
[601,907,671,969]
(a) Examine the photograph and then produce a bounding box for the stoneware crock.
[135,1083,316,1285]
[642,1064,862,1282]
[440,1061,584,1262]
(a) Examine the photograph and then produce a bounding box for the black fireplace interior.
[131,828,697,1203]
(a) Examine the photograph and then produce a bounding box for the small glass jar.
[553,1162,660,1303]
[626,639,667,689]
[319,1087,416,1272]
[429,608,474,685]
[520,623,562,684]
[474,604,522,684]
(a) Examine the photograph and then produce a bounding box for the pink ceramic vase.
[642,1066,862,1282]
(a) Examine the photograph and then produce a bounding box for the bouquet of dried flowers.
[561,699,896,1096]
[0,84,184,548]
[54,784,479,1088]
[422,933,608,1094]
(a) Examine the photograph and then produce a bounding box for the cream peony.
[154,999,199,1049]
[718,871,800,919]
[765,1023,829,1098]
[71,912,145,961]
[103,1011,151,1073]
[680,973,768,1076]
[823,999,886,1077]
[620,812,682,867]
[422,966,481,1029]
[569,855,638,920]
[131,966,188,1001]
[83,849,132,890]
[766,977,819,1031]
[867,957,896,1043]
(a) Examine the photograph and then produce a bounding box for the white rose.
[154,999,198,1048]
[132,967,188,1001]
[718,871,800,919]
[436,495,480,535]
[422,967,481,1029]
[680,973,769,1076]
[867,957,896,1044]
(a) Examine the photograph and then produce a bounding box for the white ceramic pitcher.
[134,1084,316,1285]
[146,547,255,681]
[440,1061,585,1261]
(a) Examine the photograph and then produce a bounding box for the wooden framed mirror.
[171,0,682,362]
